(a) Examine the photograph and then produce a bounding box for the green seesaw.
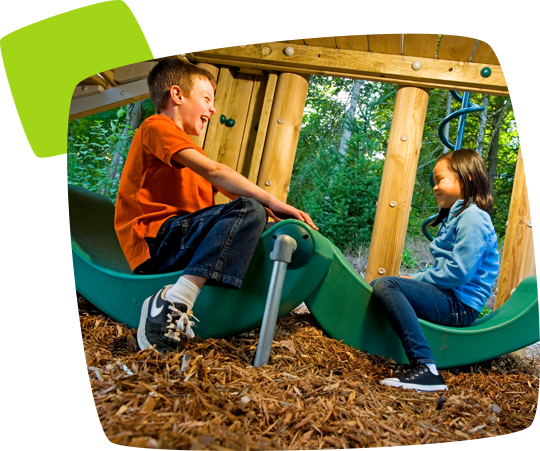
[69,185,539,369]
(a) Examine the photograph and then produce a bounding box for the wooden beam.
[113,61,158,84]
[100,70,117,87]
[494,148,536,309]
[365,86,430,282]
[403,34,439,58]
[69,79,149,121]
[256,73,310,202]
[334,35,368,52]
[437,35,477,61]
[142,28,186,61]
[72,84,105,100]
[368,34,402,54]
[247,73,278,183]
[81,74,109,89]
[164,28,195,61]
[192,42,508,96]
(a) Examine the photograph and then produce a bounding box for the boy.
[114,58,317,353]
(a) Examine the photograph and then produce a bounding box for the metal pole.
[254,234,297,367]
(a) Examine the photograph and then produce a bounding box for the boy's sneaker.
[380,364,448,391]
[137,285,198,352]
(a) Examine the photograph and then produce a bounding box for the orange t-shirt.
[114,115,216,271]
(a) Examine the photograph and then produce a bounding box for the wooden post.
[494,147,535,310]
[256,73,310,202]
[365,86,430,283]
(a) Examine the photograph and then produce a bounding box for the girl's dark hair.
[430,148,493,227]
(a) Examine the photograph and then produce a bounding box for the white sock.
[426,363,439,375]
[164,277,201,311]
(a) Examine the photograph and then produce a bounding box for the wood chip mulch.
[78,297,539,449]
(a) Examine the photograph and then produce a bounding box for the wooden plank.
[334,35,369,51]
[238,28,273,41]
[203,67,235,162]
[472,28,523,66]
[164,28,195,61]
[494,148,535,309]
[113,61,158,84]
[248,73,278,183]
[236,75,268,178]
[192,42,508,95]
[100,70,117,87]
[365,86,430,282]
[72,84,105,99]
[81,74,109,89]
[268,28,304,45]
[403,34,439,58]
[142,28,186,61]
[189,63,220,148]
[368,34,402,54]
[194,55,508,97]
[69,79,149,120]
[508,28,540,69]
[437,35,477,61]
[211,28,242,38]
[300,28,336,49]
[256,73,310,202]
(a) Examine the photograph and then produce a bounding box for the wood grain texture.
[472,28,523,66]
[403,34,439,58]
[193,42,507,95]
[334,35,369,51]
[494,148,536,309]
[437,35,477,61]
[256,73,310,202]
[365,86,430,282]
[368,34,402,54]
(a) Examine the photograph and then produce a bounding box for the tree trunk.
[475,94,489,157]
[485,99,511,191]
[338,80,364,156]
[442,91,452,153]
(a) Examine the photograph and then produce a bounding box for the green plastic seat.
[305,242,539,369]
[68,185,334,337]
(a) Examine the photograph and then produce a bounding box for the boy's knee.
[243,197,267,224]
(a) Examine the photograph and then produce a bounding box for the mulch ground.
[79,297,539,449]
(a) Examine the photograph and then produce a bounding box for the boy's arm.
[172,148,318,230]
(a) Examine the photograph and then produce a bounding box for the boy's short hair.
[147,58,217,112]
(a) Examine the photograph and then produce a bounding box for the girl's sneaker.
[137,285,198,352]
[380,364,448,391]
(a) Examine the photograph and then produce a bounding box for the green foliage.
[401,249,420,270]
[478,305,492,319]
[68,108,129,200]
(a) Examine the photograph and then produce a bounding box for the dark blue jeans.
[370,276,480,364]
[138,197,268,289]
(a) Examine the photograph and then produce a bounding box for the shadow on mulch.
[78,295,538,449]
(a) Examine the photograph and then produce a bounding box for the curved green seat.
[68,185,334,337]
[305,242,539,369]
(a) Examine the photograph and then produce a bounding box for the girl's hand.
[400,275,411,279]
[266,199,318,230]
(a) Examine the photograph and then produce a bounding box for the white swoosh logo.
[150,293,164,317]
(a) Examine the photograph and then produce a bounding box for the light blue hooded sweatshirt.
[410,199,499,312]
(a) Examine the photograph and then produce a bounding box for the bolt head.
[283,46,294,56]
[411,60,422,71]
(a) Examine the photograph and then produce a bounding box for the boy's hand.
[266,199,318,231]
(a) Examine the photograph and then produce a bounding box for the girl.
[370,148,499,391]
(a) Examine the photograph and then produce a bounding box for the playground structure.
[69,34,538,367]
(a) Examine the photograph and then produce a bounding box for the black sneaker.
[380,364,448,391]
[137,285,197,352]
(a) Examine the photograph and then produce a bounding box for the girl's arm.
[409,209,497,288]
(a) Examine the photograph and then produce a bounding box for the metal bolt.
[81,85,88,91]
[510,288,516,296]
[277,118,285,124]
[527,220,532,228]
[265,180,272,186]
[378,268,386,275]
[120,91,126,96]
[283,46,294,56]
[389,201,397,208]
[411,60,422,71]
[401,135,408,142]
